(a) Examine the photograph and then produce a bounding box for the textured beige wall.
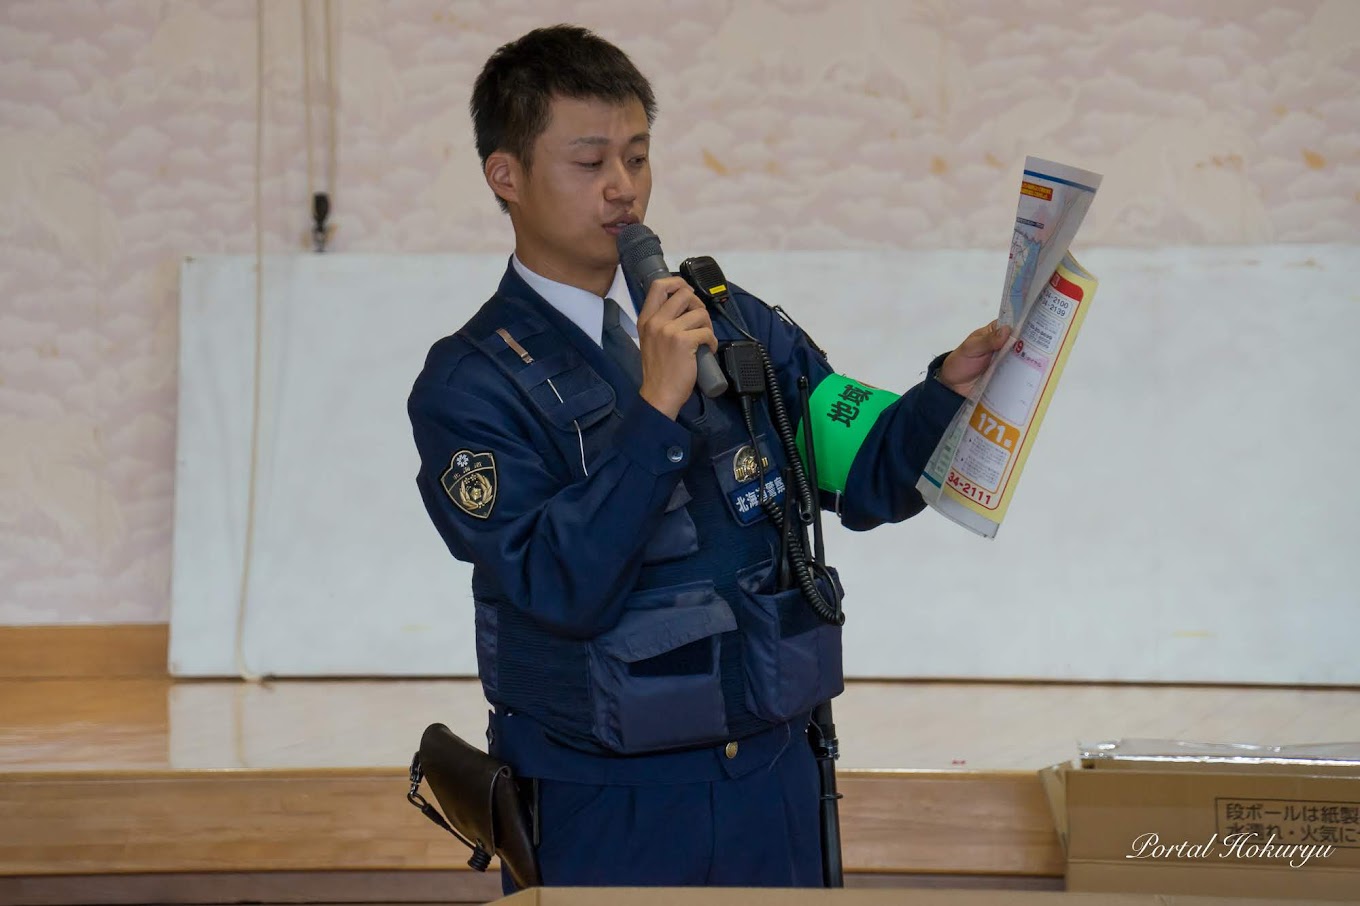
[1,0,1357,624]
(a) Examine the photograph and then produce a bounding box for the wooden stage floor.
[2,677,1357,902]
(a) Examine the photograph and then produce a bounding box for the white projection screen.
[169,247,1359,682]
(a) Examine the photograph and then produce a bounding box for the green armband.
[795,374,901,494]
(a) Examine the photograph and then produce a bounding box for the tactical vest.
[458,292,844,757]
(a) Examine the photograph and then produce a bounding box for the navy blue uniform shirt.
[408,260,964,783]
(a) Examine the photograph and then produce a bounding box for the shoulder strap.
[457,297,617,436]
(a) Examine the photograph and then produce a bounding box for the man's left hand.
[938,320,1012,397]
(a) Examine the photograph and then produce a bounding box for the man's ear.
[485,151,521,207]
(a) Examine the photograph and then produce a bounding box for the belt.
[488,708,803,785]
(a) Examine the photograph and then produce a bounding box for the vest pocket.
[587,583,736,754]
[733,558,845,724]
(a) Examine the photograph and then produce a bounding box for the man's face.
[502,95,652,292]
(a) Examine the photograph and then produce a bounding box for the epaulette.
[729,285,829,359]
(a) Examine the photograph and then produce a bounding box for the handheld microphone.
[617,224,729,398]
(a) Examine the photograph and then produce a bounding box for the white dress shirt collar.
[511,254,638,347]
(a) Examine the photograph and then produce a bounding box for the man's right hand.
[635,276,718,420]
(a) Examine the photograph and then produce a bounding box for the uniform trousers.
[502,725,824,891]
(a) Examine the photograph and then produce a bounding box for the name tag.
[727,474,787,525]
[712,436,785,526]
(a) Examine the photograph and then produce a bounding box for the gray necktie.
[601,297,642,387]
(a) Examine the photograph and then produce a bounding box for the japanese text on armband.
[797,375,900,494]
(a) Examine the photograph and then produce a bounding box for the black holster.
[407,722,541,889]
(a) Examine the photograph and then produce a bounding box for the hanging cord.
[324,0,337,219]
[754,342,843,626]
[302,0,311,224]
[302,0,336,251]
[234,0,268,682]
[408,754,483,859]
[714,302,843,626]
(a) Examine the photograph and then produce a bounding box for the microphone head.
[616,222,663,272]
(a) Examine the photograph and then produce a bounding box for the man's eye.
[630,156,648,167]
[578,161,602,170]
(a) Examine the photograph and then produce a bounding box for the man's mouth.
[603,215,639,236]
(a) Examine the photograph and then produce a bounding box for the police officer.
[407,24,1009,891]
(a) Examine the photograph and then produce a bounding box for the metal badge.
[733,445,759,484]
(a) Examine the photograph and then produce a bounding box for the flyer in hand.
[917,158,1103,538]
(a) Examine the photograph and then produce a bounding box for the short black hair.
[470,25,657,212]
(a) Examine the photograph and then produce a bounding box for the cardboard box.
[496,888,1340,904]
[1042,741,1360,900]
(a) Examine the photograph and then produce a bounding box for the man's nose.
[604,160,637,204]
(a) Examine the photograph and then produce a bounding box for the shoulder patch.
[441,450,497,519]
